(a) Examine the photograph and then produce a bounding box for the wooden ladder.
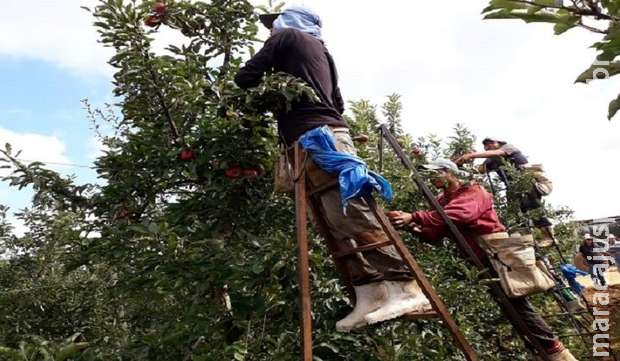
[291,141,479,361]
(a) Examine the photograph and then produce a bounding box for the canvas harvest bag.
[274,145,294,194]
[480,233,555,298]
[526,164,553,196]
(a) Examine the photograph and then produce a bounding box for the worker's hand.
[386,211,413,229]
[407,221,422,234]
[353,134,370,144]
[454,153,473,165]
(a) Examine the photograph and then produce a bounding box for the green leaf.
[575,61,620,83]
[608,92,620,119]
[554,21,577,34]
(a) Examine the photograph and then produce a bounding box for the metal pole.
[294,143,313,361]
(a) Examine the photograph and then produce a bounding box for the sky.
[0,0,619,236]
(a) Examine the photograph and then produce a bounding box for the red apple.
[152,2,167,14]
[179,149,196,161]
[242,169,259,178]
[225,166,242,179]
[144,14,162,27]
[114,207,131,220]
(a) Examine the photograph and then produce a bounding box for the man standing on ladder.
[234,6,431,332]
[455,137,555,248]
[387,159,577,361]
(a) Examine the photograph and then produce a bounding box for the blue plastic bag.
[560,264,588,295]
[299,126,393,212]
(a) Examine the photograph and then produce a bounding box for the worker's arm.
[234,32,286,89]
[387,210,442,241]
[455,149,506,165]
[409,192,486,242]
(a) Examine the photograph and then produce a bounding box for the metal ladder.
[379,123,619,360]
[477,140,618,360]
[375,124,559,361]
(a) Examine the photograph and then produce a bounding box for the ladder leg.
[294,143,313,361]
[363,195,479,361]
[377,124,554,361]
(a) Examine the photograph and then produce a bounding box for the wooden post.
[294,143,313,361]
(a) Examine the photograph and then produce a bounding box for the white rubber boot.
[336,282,388,332]
[547,349,578,361]
[363,280,432,325]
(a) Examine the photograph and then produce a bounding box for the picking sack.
[481,233,555,298]
[274,147,294,194]
[526,164,553,196]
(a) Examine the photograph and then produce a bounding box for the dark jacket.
[579,242,607,265]
[483,143,529,185]
[234,28,347,145]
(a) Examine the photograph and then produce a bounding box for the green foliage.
[483,0,620,119]
[0,1,592,360]
[382,94,404,137]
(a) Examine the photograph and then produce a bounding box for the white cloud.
[0,128,73,236]
[1,0,618,220]
[0,0,113,77]
[0,127,71,177]
[6,215,27,238]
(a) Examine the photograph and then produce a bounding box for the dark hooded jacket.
[234,28,347,145]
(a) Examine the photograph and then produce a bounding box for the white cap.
[421,159,468,177]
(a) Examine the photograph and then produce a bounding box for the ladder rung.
[404,310,439,320]
[333,241,394,258]
[308,180,339,198]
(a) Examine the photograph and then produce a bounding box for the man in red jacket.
[388,159,576,361]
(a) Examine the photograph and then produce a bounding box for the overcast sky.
[0,0,618,235]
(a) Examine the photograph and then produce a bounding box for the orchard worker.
[234,6,431,332]
[578,234,608,286]
[387,159,577,361]
[608,233,620,273]
[455,137,555,247]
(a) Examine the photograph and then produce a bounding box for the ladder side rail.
[364,195,479,361]
[293,144,313,361]
[378,124,553,361]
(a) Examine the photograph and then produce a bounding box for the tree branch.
[578,20,608,33]
[511,0,619,21]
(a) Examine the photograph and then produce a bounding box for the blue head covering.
[273,6,322,40]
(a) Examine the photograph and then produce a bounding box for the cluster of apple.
[144,2,167,27]
[178,149,261,180]
[224,165,262,180]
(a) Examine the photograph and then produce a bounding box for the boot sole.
[364,299,431,325]
[335,319,369,333]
